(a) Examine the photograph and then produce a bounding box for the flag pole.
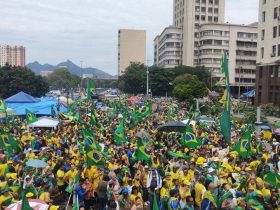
[65,192,72,209]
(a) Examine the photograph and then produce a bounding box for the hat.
[26,192,34,198]
[208,167,215,173]
[202,163,209,168]
[213,157,219,162]
[219,172,228,178]
[122,188,129,194]
[49,205,59,210]
[151,167,156,171]
[165,172,171,177]
[235,166,241,172]
[194,171,200,176]
[7,160,13,164]
[196,157,205,165]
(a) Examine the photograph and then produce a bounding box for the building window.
[208,8,213,13]
[261,47,264,59]
[272,45,276,56]
[279,25,280,36]
[261,29,265,40]
[262,11,266,22]
[214,0,219,5]
[274,7,278,19]
[214,8,219,14]
[201,15,206,21]
[273,26,277,38]
[201,7,206,12]
[278,44,280,56]
[263,0,266,4]
[209,0,213,5]
[208,16,213,22]
[214,17,218,22]
[195,15,200,21]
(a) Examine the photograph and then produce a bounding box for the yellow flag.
[219,89,227,104]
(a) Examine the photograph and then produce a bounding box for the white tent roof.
[28,117,59,129]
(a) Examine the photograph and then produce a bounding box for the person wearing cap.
[206,167,219,186]
[168,189,180,210]
[201,183,218,210]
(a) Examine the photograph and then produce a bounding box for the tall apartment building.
[174,0,225,66]
[154,26,182,67]
[255,0,280,106]
[0,45,26,67]
[198,23,258,89]
[118,29,146,76]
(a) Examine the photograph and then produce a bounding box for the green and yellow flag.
[234,131,252,159]
[153,192,159,210]
[114,119,126,145]
[0,98,7,111]
[87,79,95,99]
[263,171,280,188]
[220,52,231,144]
[21,191,33,210]
[65,174,79,193]
[25,109,38,124]
[0,132,20,152]
[133,137,152,162]
[85,143,105,167]
[58,111,74,121]
[82,128,101,151]
[181,125,201,149]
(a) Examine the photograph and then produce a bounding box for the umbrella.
[136,130,150,139]
[261,125,270,130]
[6,199,49,210]
[26,159,48,168]
[275,121,280,128]
[158,121,186,132]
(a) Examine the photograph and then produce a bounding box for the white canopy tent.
[27,117,59,129]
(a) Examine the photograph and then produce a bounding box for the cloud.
[0,0,258,75]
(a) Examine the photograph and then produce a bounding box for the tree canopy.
[117,63,211,97]
[45,68,81,90]
[0,64,49,98]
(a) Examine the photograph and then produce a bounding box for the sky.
[0,0,259,75]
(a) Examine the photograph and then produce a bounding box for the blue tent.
[6,97,67,116]
[5,91,41,103]
[242,89,255,97]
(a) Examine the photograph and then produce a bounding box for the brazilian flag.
[85,143,105,167]
[263,171,280,188]
[90,112,100,128]
[25,109,38,124]
[0,98,7,111]
[21,190,33,210]
[132,137,152,163]
[167,150,190,159]
[220,51,231,144]
[58,111,74,121]
[114,119,126,145]
[0,132,20,152]
[181,125,201,149]
[87,79,95,99]
[82,129,101,151]
[234,131,252,159]
[65,174,79,193]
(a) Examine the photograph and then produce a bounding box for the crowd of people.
[0,98,279,210]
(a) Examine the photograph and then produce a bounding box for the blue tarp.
[6,97,67,116]
[242,89,255,97]
[5,91,41,103]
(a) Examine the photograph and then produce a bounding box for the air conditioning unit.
[271,53,275,57]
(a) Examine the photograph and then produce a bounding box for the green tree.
[46,68,81,90]
[0,64,49,98]
[173,74,208,103]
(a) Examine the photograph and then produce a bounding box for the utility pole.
[80,60,83,94]
[146,59,150,96]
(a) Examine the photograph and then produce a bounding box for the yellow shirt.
[130,192,142,203]
[0,194,13,207]
[64,169,77,184]
[160,187,169,198]
[39,192,51,202]
[194,183,206,208]
[57,169,65,186]
[179,187,191,200]
[0,164,8,176]
[26,152,36,159]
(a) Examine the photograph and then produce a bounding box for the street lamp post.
[146,60,149,96]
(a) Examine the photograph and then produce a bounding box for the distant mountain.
[27,60,115,79]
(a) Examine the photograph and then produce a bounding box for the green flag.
[263,171,280,188]
[82,128,101,151]
[0,132,20,152]
[167,107,175,121]
[181,125,201,149]
[72,193,79,210]
[114,119,126,145]
[133,137,152,162]
[167,150,190,159]
[25,109,37,124]
[85,142,105,167]
[153,192,159,210]
[234,131,252,159]
[21,191,33,210]
[0,98,7,111]
[51,105,56,117]
[65,174,79,193]
[87,79,95,99]
[58,111,74,121]
[220,51,231,144]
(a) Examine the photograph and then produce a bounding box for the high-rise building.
[173,0,225,66]
[118,29,146,76]
[154,26,182,68]
[0,45,26,67]
[255,0,280,106]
